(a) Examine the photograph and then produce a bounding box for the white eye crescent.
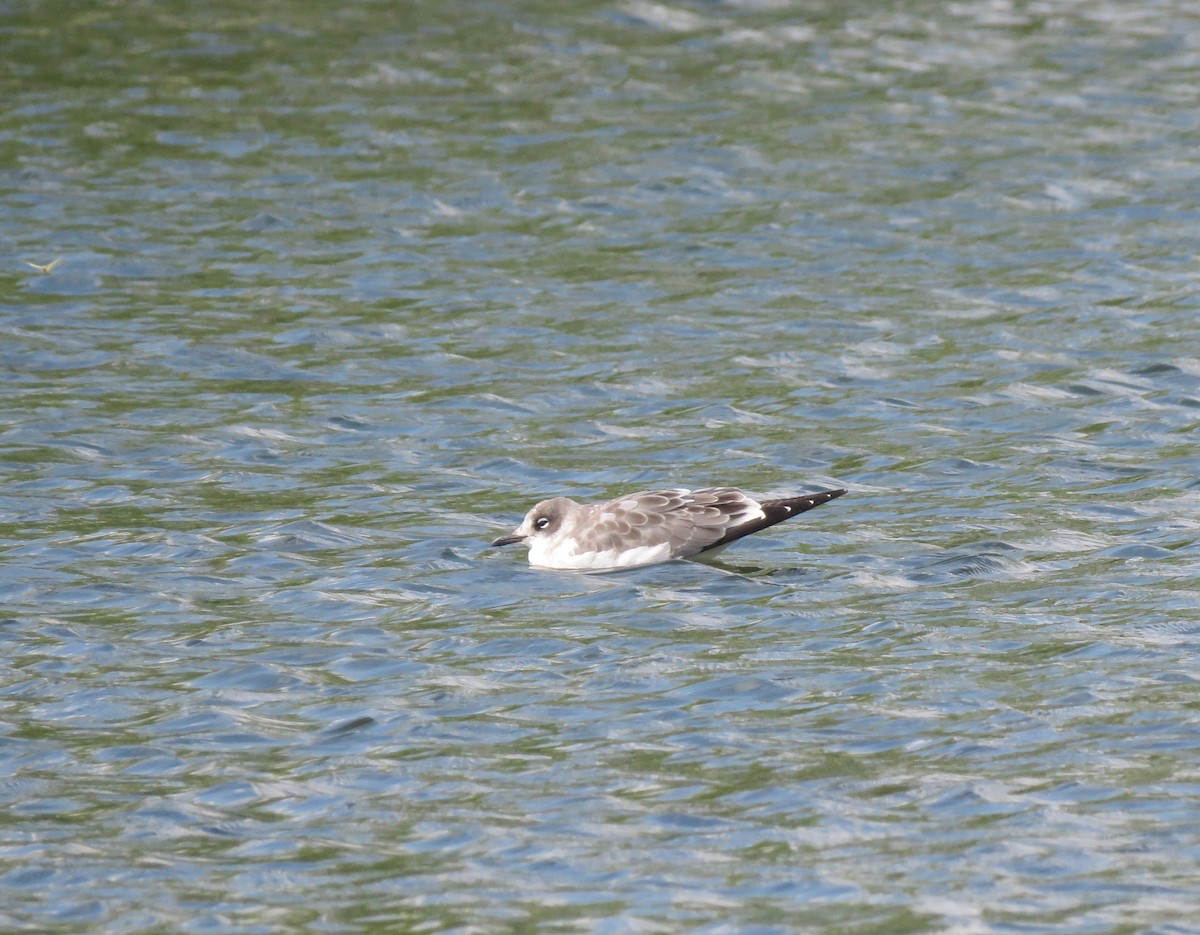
[534,517,550,530]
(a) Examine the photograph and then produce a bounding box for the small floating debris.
[324,715,377,735]
[24,257,64,273]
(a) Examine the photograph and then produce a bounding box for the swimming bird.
[490,486,846,571]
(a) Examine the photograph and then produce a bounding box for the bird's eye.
[534,517,551,530]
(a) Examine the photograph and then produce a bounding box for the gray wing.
[580,488,766,558]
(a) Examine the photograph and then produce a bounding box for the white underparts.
[527,536,674,571]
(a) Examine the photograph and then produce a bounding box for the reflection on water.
[3,0,1200,931]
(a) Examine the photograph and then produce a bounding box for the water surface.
[3,1,1200,932]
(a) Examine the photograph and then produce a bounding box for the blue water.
[3,1,1200,931]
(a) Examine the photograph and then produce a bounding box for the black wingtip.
[698,487,846,554]
[766,488,847,515]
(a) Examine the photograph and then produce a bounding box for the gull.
[490,486,846,571]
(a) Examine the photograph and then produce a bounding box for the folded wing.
[572,488,759,559]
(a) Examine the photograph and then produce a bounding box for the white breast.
[527,536,674,571]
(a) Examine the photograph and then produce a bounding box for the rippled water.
[4,1,1200,931]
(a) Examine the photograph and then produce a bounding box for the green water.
[3,1,1200,932]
